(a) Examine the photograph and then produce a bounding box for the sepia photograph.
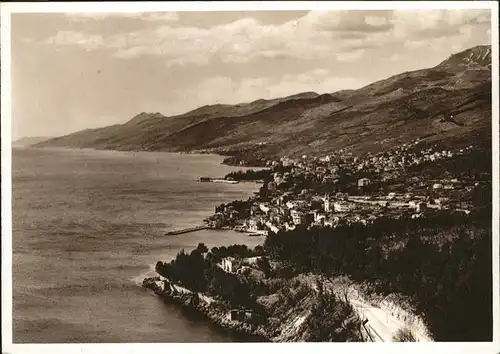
[1,1,499,353]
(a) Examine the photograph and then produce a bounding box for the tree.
[305,292,362,342]
[336,276,353,303]
[155,261,164,274]
[257,256,272,277]
[259,184,269,199]
[253,245,264,255]
[196,243,209,253]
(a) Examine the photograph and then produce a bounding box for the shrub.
[393,327,417,342]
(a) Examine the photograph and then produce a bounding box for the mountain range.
[33,45,492,162]
[13,136,54,147]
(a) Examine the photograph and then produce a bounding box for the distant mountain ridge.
[13,136,53,147]
[34,45,492,160]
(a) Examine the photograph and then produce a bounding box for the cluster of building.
[207,141,481,235]
[218,255,262,274]
[270,140,475,176]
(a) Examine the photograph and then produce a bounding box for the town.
[205,139,487,236]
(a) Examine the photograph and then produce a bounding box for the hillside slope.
[34,45,492,160]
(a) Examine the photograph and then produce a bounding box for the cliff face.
[34,45,491,160]
[142,277,269,341]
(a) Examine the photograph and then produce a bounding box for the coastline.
[25,146,234,160]
[13,147,269,343]
[28,145,267,166]
[36,145,436,342]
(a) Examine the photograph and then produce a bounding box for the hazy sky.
[11,9,491,140]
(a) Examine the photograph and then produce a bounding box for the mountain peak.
[438,44,491,70]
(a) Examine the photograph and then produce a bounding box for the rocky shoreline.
[141,274,376,342]
[142,276,270,342]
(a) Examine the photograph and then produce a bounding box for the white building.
[434,197,449,206]
[286,200,308,210]
[259,203,270,214]
[247,219,259,232]
[265,221,279,234]
[243,256,262,265]
[409,200,427,213]
[221,257,240,273]
[322,196,331,213]
[358,178,371,188]
[291,210,306,225]
[335,192,349,200]
[333,202,354,213]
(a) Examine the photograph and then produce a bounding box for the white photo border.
[1,2,499,354]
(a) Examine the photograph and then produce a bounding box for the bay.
[12,147,265,343]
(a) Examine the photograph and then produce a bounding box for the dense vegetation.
[305,283,363,342]
[263,208,492,341]
[215,199,253,215]
[407,137,492,182]
[154,242,364,341]
[155,243,268,311]
[222,155,267,168]
[224,169,272,182]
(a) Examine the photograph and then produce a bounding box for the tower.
[324,194,330,213]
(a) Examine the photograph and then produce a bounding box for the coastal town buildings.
[221,257,239,273]
[323,195,331,213]
[291,210,306,225]
[333,201,355,213]
[358,177,371,188]
[203,140,483,235]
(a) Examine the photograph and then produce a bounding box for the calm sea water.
[12,147,265,343]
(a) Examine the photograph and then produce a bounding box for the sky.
[10,8,492,140]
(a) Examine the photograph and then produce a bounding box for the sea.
[12,147,265,343]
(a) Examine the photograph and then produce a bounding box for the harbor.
[165,224,265,237]
[199,177,239,184]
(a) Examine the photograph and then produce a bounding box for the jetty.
[165,225,209,236]
[199,177,239,184]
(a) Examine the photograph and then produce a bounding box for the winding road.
[306,277,418,342]
[350,299,406,342]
